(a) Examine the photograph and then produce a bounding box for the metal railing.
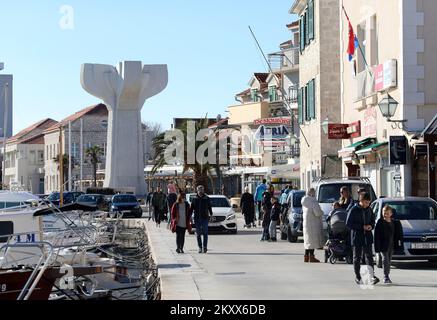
[268,47,299,72]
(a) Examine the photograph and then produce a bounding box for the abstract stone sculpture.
[81,61,168,195]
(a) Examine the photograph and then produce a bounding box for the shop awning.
[338,138,375,157]
[355,142,388,155]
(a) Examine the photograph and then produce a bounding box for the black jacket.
[240,192,255,215]
[374,219,404,253]
[262,191,272,211]
[191,194,213,220]
[346,204,375,247]
[270,203,281,222]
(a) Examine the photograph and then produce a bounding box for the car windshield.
[292,192,305,208]
[210,198,230,208]
[48,192,74,202]
[78,195,98,202]
[48,193,60,201]
[318,183,376,203]
[384,201,437,220]
[113,195,137,203]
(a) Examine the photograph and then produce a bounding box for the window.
[269,86,277,102]
[299,0,315,52]
[251,89,259,102]
[86,142,92,149]
[357,21,367,73]
[101,120,108,129]
[298,79,316,123]
[369,15,378,66]
[46,146,49,160]
[38,151,44,164]
[72,143,79,158]
[29,151,36,165]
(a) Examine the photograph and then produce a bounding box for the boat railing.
[0,241,54,300]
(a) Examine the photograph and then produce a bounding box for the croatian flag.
[347,21,358,61]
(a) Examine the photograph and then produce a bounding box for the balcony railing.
[268,47,299,72]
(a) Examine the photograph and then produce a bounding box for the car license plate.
[411,243,437,249]
[209,222,221,227]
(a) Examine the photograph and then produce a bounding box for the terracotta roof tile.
[44,103,107,133]
[8,118,58,144]
[287,21,299,28]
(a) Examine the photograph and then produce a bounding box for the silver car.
[371,197,437,265]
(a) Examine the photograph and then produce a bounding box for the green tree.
[85,145,104,187]
[152,116,220,194]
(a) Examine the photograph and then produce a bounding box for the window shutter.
[305,11,309,45]
[308,80,314,119]
[304,86,310,121]
[299,17,305,52]
[309,0,314,41]
[298,88,303,124]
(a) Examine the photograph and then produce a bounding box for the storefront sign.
[255,125,290,141]
[363,106,377,137]
[389,136,408,165]
[373,59,397,92]
[347,121,361,138]
[254,118,292,126]
[328,124,349,139]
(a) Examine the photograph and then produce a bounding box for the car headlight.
[226,214,236,221]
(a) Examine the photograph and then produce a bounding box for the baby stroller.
[324,209,353,264]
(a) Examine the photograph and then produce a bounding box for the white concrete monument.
[81,61,168,195]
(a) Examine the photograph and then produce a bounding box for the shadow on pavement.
[390,283,437,288]
[157,264,192,269]
[392,261,437,270]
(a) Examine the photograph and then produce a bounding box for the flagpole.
[342,5,373,78]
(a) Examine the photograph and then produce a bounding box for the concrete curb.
[142,219,203,300]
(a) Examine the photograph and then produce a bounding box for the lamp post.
[321,117,330,135]
[378,93,407,129]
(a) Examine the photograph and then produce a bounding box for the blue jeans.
[195,218,209,249]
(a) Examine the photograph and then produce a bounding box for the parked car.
[314,177,377,231]
[47,191,84,206]
[109,194,143,218]
[76,194,109,211]
[371,197,437,265]
[187,194,237,234]
[280,190,306,242]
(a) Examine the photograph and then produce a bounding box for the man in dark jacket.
[346,192,380,285]
[191,185,213,253]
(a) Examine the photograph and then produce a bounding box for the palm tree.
[152,116,219,194]
[53,154,71,186]
[85,145,104,187]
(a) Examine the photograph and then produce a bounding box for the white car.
[187,194,238,234]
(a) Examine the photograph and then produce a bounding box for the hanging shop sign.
[373,59,397,92]
[255,125,290,141]
[389,136,408,165]
[328,124,349,139]
[328,121,361,139]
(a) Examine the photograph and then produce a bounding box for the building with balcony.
[226,21,301,193]
[291,0,343,190]
[2,118,58,193]
[339,0,437,198]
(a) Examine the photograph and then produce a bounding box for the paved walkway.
[142,211,437,300]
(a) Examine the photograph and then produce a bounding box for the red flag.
[347,21,356,61]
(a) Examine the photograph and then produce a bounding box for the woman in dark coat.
[240,187,255,228]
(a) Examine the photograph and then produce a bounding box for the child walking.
[269,197,281,242]
[374,205,404,284]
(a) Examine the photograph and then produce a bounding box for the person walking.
[339,186,353,211]
[152,187,167,227]
[374,205,403,284]
[170,191,192,254]
[191,185,213,253]
[269,197,281,242]
[260,187,273,241]
[346,192,380,285]
[146,189,154,221]
[301,188,325,263]
[240,187,255,228]
[254,179,268,226]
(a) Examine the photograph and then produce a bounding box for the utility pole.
[68,121,72,191]
[80,118,83,192]
[59,127,64,206]
[2,83,9,188]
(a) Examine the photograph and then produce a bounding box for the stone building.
[291,0,342,190]
[43,104,108,193]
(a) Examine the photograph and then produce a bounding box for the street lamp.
[378,92,407,129]
[321,117,330,134]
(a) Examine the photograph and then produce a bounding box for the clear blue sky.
[1,0,297,134]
